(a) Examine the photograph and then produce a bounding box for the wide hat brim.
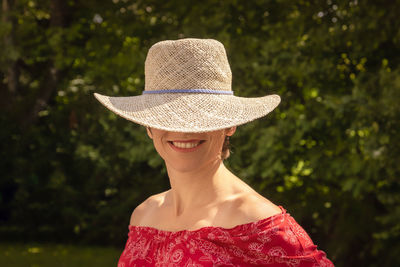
[94,92,281,133]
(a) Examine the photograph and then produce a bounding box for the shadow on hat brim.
[94,92,280,133]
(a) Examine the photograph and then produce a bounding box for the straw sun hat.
[94,38,281,133]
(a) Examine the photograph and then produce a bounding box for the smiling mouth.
[168,140,205,149]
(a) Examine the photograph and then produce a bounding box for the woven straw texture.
[94,38,281,133]
[145,39,231,92]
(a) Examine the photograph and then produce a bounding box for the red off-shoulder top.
[118,206,334,266]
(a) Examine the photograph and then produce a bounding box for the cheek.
[207,136,225,157]
[150,138,165,158]
[214,133,226,147]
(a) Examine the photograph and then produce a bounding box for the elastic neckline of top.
[128,205,287,235]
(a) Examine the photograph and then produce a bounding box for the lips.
[168,140,205,152]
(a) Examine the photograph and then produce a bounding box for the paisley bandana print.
[118,206,334,267]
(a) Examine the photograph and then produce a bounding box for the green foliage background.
[1,0,399,266]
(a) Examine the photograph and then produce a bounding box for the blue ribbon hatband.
[142,89,234,95]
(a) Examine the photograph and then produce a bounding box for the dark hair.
[221,136,231,160]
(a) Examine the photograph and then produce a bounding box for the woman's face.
[146,127,236,172]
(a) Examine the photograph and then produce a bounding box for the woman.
[95,38,334,266]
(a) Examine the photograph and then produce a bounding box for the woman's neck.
[165,160,239,217]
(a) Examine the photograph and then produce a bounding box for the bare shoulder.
[224,191,282,224]
[129,191,168,226]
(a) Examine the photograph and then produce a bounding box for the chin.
[168,160,203,173]
[166,157,221,173]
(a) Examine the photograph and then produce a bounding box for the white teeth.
[172,141,200,149]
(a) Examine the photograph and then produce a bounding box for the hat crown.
[144,38,232,92]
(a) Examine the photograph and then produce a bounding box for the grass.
[0,242,122,267]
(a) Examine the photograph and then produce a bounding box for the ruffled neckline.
[128,205,287,236]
